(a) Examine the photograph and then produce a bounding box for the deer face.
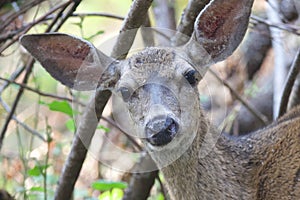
[20,0,254,155]
[113,48,202,148]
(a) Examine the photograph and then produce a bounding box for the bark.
[153,0,176,45]
[54,0,154,199]
[267,0,289,118]
[122,155,158,200]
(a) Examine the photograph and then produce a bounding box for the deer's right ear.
[20,33,120,91]
[184,0,254,65]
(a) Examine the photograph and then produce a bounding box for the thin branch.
[0,96,46,142]
[0,1,72,54]
[251,15,300,36]
[101,116,143,151]
[0,0,46,31]
[208,69,269,125]
[0,76,144,151]
[278,48,300,117]
[0,58,35,151]
[47,0,78,32]
[72,12,124,20]
[0,66,25,94]
[0,0,74,151]
[0,76,83,106]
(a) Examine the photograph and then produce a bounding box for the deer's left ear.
[184,0,254,66]
[20,33,120,91]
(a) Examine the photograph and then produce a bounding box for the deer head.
[20,0,254,166]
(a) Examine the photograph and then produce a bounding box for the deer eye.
[184,69,200,86]
[119,87,132,102]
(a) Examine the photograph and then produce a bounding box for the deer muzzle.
[145,115,179,146]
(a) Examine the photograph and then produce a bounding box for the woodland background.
[0,0,299,199]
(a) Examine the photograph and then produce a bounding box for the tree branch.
[250,15,300,36]
[123,155,158,200]
[72,12,124,20]
[267,0,289,119]
[54,1,154,199]
[279,48,300,117]
[208,69,269,125]
[172,0,210,46]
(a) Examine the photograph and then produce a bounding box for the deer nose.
[145,116,179,146]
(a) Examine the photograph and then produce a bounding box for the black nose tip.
[145,116,179,146]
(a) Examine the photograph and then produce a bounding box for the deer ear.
[20,33,120,91]
[185,0,254,64]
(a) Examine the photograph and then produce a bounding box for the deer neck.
[156,110,257,200]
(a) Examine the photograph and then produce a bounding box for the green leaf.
[29,186,44,192]
[98,191,111,200]
[92,180,127,192]
[111,188,123,200]
[48,100,73,117]
[97,125,110,133]
[40,100,76,117]
[27,165,50,177]
[156,193,165,200]
[28,166,42,176]
[66,119,76,132]
[85,30,105,41]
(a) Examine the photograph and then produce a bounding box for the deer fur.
[20,0,300,199]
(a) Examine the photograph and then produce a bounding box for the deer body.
[20,0,300,199]
[160,106,300,199]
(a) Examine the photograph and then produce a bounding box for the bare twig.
[251,15,300,36]
[72,12,124,20]
[0,12,124,42]
[0,76,84,106]
[0,0,46,31]
[0,97,46,142]
[0,58,35,151]
[0,0,74,151]
[208,69,269,125]
[279,48,300,117]
[101,116,143,151]
[0,66,25,94]
[0,77,144,150]
[0,1,71,54]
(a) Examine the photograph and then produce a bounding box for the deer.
[19,0,300,199]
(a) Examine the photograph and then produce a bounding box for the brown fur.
[160,106,300,199]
